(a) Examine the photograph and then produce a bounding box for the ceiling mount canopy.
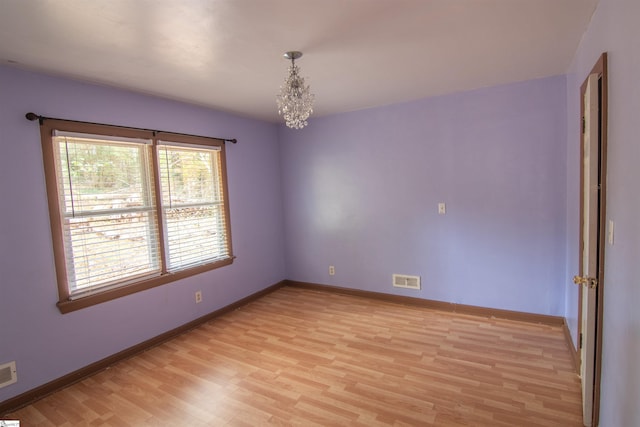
[276,51,315,129]
[283,51,302,61]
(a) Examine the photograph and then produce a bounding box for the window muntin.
[41,121,233,312]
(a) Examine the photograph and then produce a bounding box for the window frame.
[40,119,234,314]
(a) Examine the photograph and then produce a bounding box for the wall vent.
[393,274,421,290]
[0,361,17,389]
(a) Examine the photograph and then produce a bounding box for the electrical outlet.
[329,265,335,276]
[438,202,446,215]
[195,291,202,304]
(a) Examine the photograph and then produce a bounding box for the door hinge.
[582,116,585,134]
[579,333,583,349]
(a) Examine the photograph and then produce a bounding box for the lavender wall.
[565,0,640,424]
[0,66,286,402]
[280,76,567,316]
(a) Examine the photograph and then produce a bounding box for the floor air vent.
[0,361,17,389]
[393,274,421,290]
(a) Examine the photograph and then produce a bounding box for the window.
[40,120,233,313]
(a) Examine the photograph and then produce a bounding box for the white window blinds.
[53,133,161,295]
[157,142,230,270]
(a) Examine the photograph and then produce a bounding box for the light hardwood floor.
[6,287,582,426]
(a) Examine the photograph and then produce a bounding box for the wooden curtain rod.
[25,112,238,144]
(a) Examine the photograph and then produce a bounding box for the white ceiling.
[0,0,597,123]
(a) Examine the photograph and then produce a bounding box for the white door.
[575,73,599,426]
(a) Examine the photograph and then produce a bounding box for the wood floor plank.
[6,286,582,426]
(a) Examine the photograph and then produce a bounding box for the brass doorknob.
[573,275,598,288]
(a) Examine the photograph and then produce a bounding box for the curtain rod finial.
[25,112,44,124]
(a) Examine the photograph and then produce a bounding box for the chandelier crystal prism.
[276,51,314,129]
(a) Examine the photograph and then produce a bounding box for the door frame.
[577,52,608,426]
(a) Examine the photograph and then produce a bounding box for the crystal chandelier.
[276,51,315,129]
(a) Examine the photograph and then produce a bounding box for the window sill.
[56,256,235,314]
